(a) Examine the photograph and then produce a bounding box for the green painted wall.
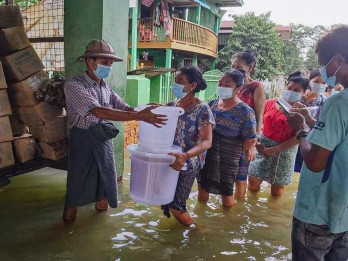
[149,76,162,103]
[200,8,215,31]
[126,75,150,107]
[64,0,129,178]
[187,7,197,23]
[154,56,166,67]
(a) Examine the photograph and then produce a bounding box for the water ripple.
[110,208,148,217]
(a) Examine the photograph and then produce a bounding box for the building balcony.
[129,17,218,58]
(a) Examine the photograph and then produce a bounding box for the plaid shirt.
[64,72,131,129]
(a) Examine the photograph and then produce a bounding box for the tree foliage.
[0,0,40,9]
[302,24,346,71]
[217,12,284,80]
[217,12,333,79]
[282,24,328,74]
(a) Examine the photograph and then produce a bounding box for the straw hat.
[77,39,123,62]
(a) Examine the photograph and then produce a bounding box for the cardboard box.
[1,46,44,82]
[29,116,67,143]
[17,106,43,126]
[17,102,65,127]
[8,71,48,106]
[0,141,15,168]
[9,113,28,136]
[12,134,37,163]
[0,89,12,117]
[0,62,7,89]
[39,140,67,161]
[0,26,31,55]
[0,6,23,28]
[0,116,13,142]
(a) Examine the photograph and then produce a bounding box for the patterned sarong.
[198,131,243,196]
[249,133,297,186]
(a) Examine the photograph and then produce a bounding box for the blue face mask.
[217,86,233,99]
[94,64,112,79]
[319,56,341,87]
[283,90,302,103]
[310,83,326,94]
[172,83,188,99]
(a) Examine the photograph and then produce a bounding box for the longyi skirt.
[198,132,243,196]
[248,133,297,186]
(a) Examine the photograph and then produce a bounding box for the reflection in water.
[0,167,299,260]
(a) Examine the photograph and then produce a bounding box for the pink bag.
[141,0,154,7]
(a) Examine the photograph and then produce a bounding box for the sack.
[89,120,119,142]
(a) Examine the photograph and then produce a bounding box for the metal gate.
[0,0,64,73]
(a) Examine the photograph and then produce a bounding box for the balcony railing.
[171,18,217,56]
[138,17,167,42]
[136,17,218,57]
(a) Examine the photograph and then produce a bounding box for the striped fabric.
[64,72,131,129]
[199,132,243,196]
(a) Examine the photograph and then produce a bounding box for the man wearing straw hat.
[63,39,166,222]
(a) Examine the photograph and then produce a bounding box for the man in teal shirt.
[287,26,348,260]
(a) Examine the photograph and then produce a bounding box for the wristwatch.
[296,123,310,140]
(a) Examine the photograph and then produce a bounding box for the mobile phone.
[276,98,292,114]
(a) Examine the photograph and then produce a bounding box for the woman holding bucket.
[197,70,257,207]
[161,67,214,226]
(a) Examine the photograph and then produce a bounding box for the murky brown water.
[0,165,299,260]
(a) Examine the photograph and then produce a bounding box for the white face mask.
[310,83,326,94]
[283,90,302,103]
[217,86,233,99]
[331,90,339,96]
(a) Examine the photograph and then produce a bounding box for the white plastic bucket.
[136,106,184,152]
[127,144,182,205]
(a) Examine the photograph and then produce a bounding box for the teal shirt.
[293,88,348,233]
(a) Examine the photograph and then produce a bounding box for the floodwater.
[0,165,299,261]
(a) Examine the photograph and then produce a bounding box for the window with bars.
[0,0,64,73]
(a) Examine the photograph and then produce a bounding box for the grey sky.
[222,0,348,26]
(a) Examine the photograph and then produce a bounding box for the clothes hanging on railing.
[141,0,155,7]
[154,1,161,26]
[160,0,172,36]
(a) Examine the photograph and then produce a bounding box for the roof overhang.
[168,0,243,8]
[210,0,244,7]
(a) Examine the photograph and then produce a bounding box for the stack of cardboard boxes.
[0,6,67,168]
[0,62,15,168]
[124,121,139,148]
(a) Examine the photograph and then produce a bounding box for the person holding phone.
[287,25,348,260]
[248,76,309,196]
[292,70,327,172]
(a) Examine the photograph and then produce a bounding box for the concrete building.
[128,0,244,72]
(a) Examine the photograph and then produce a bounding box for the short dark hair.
[309,69,321,80]
[224,69,246,87]
[316,25,348,65]
[232,51,257,75]
[178,66,207,93]
[288,76,310,92]
[232,51,257,66]
[287,70,309,81]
